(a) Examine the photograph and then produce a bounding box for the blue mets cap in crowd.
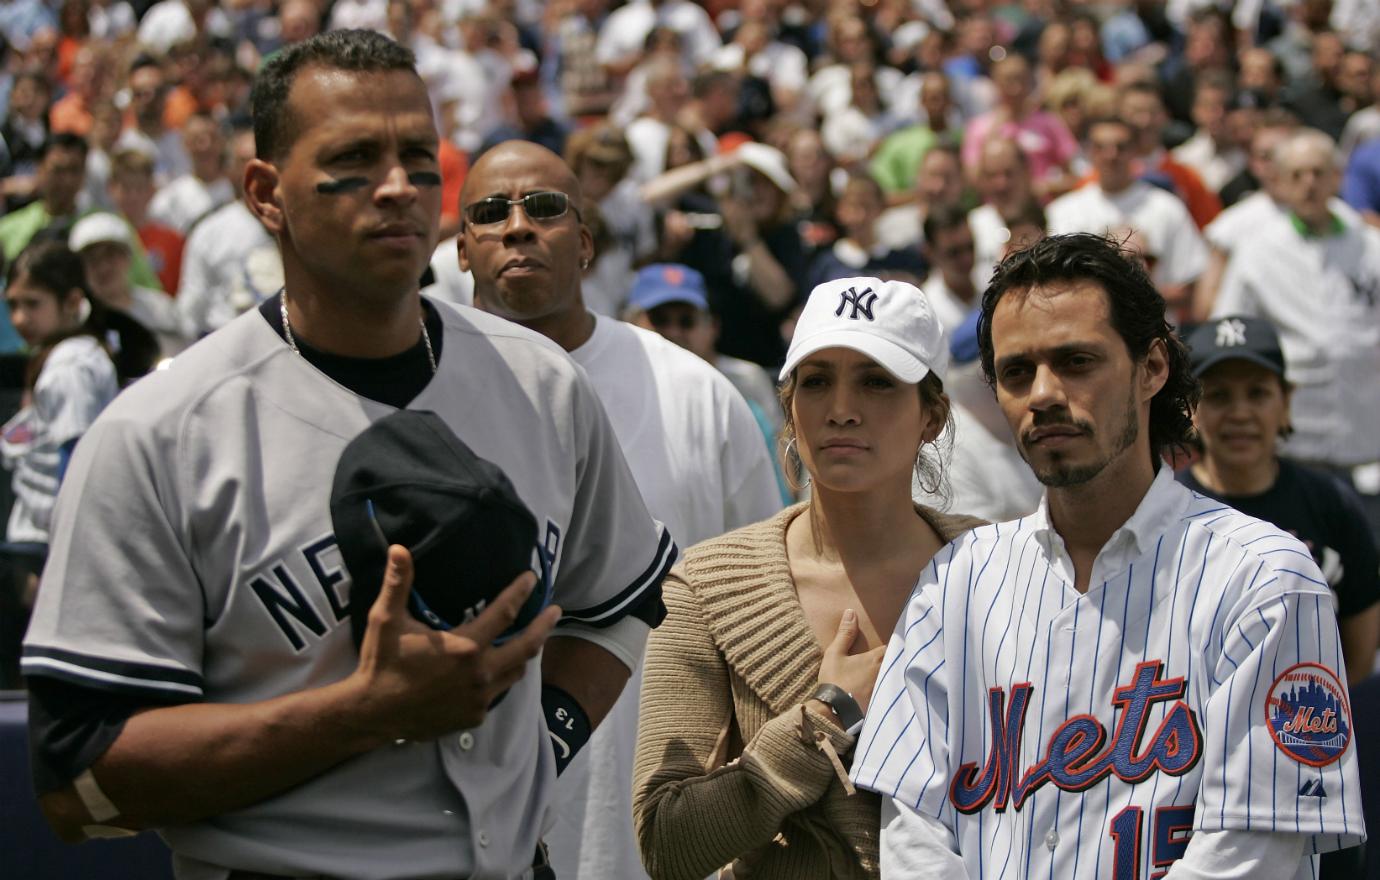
[628,263,710,312]
[1183,315,1287,379]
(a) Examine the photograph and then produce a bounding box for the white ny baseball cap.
[69,212,133,253]
[779,276,949,385]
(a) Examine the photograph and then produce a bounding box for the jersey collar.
[1288,210,1346,239]
[1030,465,1191,573]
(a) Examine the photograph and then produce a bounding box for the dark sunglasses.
[464,191,578,226]
[649,312,702,330]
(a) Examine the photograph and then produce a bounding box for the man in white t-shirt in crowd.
[623,262,789,501]
[177,121,280,338]
[1046,114,1207,311]
[968,137,1035,289]
[1214,128,1380,535]
[148,113,234,234]
[596,0,721,79]
[68,212,189,356]
[459,140,782,880]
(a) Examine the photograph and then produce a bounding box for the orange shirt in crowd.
[439,140,469,229]
[48,93,93,136]
[138,222,185,296]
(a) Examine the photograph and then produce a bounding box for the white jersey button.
[458,731,475,751]
[1044,829,1059,851]
[477,830,490,847]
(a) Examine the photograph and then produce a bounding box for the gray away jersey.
[22,299,675,880]
[853,468,1365,879]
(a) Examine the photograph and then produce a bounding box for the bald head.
[1272,128,1341,229]
[457,139,595,350]
[461,140,584,220]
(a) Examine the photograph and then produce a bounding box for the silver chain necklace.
[280,292,437,374]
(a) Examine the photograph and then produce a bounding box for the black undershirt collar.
[258,294,445,409]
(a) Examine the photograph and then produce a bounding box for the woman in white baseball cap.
[634,277,984,878]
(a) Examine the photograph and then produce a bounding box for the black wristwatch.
[810,682,864,729]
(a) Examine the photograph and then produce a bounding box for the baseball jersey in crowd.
[1046,180,1208,287]
[22,300,675,880]
[854,467,1365,878]
[148,173,234,235]
[0,335,118,544]
[1212,214,1380,467]
[176,200,280,337]
[1178,461,1380,619]
[547,314,782,879]
[1203,190,1287,252]
[1205,194,1359,254]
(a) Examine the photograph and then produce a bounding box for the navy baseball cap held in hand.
[330,409,551,647]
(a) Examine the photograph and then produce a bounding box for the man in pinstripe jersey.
[852,233,1365,879]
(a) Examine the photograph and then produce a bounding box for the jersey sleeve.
[32,343,117,446]
[1195,557,1366,855]
[1210,249,1261,319]
[551,372,677,629]
[851,545,958,825]
[21,408,206,702]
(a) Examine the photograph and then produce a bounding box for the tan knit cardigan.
[632,502,985,880]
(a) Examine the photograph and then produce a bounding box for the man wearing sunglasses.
[22,30,678,880]
[460,140,782,880]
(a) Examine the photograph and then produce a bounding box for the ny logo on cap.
[835,286,879,321]
[1215,318,1247,348]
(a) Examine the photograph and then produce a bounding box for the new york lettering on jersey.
[853,471,1366,879]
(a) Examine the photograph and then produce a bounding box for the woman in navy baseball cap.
[1177,315,1379,686]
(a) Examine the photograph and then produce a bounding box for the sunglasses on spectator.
[464,191,579,226]
[649,311,703,330]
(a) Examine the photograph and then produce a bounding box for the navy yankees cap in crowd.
[1183,316,1287,379]
[330,409,549,647]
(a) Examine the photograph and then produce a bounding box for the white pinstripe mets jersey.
[853,467,1365,879]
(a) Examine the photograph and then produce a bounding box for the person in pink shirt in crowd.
[961,54,1079,200]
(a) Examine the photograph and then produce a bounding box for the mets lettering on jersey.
[853,468,1365,879]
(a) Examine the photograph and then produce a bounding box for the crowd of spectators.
[0,1,1378,877]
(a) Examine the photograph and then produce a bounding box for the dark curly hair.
[250,29,418,160]
[976,232,1199,462]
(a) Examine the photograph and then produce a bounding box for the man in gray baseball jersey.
[461,141,782,879]
[22,30,675,880]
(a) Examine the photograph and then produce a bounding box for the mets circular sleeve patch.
[1265,662,1352,768]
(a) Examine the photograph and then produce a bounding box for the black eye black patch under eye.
[316,177,370,195]
[314,172,443,195]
